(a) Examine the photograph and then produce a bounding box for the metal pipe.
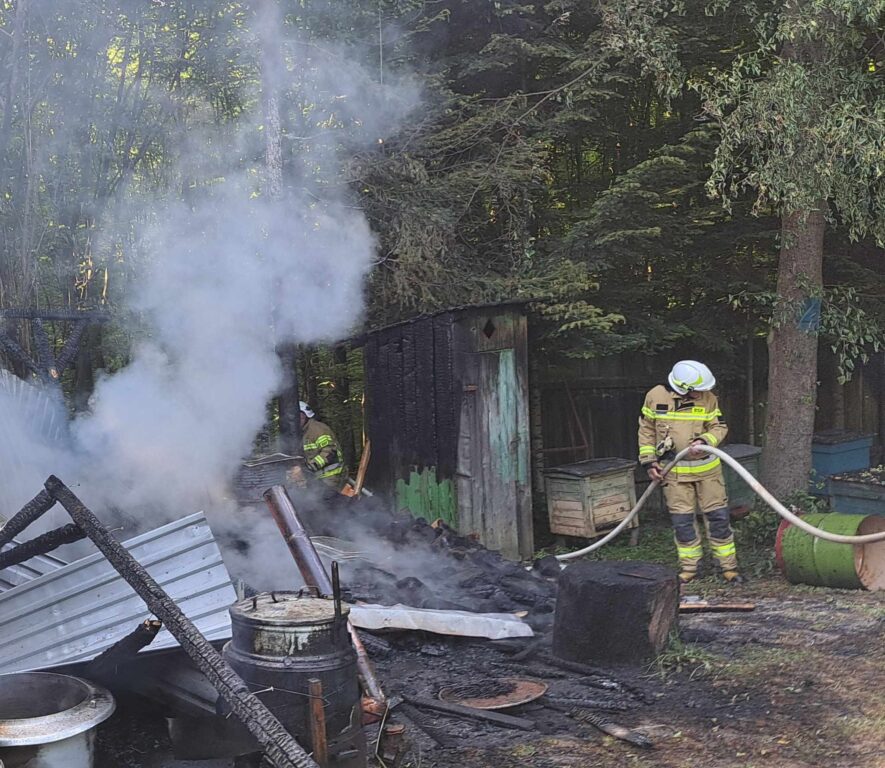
[331,561,342,621]
[264,486,332,594]
[263,485,387,704]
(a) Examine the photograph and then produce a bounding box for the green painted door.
[457,347,531,559]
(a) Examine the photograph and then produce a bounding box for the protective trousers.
[664,476,738,575]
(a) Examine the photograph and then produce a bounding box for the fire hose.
[556,444,885,561]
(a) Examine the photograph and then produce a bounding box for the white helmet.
[668,360,715,394]
[299,401,315,418]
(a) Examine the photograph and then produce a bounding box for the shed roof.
[349,298,533,347]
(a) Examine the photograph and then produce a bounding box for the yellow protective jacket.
[637,385,727,482]
[302,418,344,481]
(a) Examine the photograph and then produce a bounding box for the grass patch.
[652,632,719,680]
[586,524,677,566]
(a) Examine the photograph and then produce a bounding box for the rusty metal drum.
[222,592,366,767]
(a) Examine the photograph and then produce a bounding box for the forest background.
[1,0,883,498]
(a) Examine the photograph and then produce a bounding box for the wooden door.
[457,340,533,559]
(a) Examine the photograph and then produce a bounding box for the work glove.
[688,439,707,458]
[307,456,326,472]
[647,462,663,483]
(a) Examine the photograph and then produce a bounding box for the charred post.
[307,679,329,768]
[553,561,678,665]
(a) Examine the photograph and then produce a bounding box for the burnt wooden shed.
[358,302,533,559]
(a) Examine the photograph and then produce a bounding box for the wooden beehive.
[544,458,638,538]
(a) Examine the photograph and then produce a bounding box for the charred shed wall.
[364,315,456,502]
[362,303,533,560]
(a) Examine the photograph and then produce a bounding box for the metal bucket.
[0,672,115,768]
[776,513,885,590]
[223,592,366,767]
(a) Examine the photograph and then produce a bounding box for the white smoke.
[70,187,376,517]
[0,7,419,546]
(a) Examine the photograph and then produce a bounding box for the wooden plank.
[433,314,457,476]
[401,323,419,460]
[553,499,584,511]
[415,317,437,467]
[403,696,536,732]
[679,602,756,614]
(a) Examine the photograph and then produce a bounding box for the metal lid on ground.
[438,677,548,710]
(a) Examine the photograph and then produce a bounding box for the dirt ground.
[412,577,885,768]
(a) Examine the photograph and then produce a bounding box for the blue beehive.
[828,467,885,516]
[810,430,874,495]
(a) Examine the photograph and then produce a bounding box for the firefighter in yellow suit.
[299,401,346,489]
[638,361,743,585]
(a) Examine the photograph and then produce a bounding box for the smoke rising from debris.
[0,5,418,550]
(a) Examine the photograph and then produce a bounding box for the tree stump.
[553,560,678,664]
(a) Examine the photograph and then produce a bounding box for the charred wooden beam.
[85,619,163,683]
[31,318,56,383]
[536,653,652,704]
[403,696,535,732]
[397,703,459,749]
[542,695,631,713]
[0,489,55,548]
[45,476,319,768]
[0,334,38,377]
[0,309,110,321]
[570,708,653,749]
[55,318,91,375]
[0,523,84,569]
[679,601,756,613]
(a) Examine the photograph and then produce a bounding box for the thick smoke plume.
[0,6,418,557]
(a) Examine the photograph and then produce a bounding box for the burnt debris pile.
[295,495,561,633]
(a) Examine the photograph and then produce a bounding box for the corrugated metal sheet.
[0,541,66,591]
[0,512,235,673]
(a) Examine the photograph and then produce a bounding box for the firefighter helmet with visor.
[668,360,716,395]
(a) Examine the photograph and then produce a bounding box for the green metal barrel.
[776,513,866,589]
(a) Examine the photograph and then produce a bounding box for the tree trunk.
[760,207,825,498]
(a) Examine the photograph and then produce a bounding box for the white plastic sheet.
[348,603,534,639]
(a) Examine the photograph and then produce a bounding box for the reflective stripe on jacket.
[637,385,728,482]
[302,418,343,479]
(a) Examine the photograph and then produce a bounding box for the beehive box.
[544,458,637,538]
[828,466,885,516]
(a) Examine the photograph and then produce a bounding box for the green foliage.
[2,0,883,432]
